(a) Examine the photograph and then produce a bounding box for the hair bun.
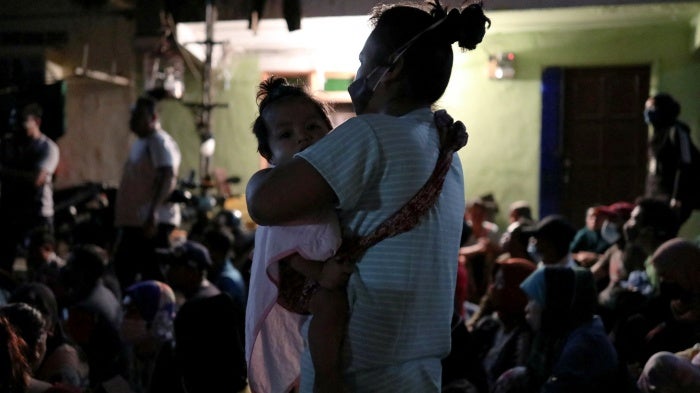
[445,3,490,51]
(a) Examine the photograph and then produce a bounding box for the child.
[245,76,351,393]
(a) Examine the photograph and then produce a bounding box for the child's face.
[263,97,330,165]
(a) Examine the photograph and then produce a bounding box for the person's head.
[488,258,536,317]
[202,227,234,268]
[522,215,576,264]
[597,201,635,246]
[19,102,42,138]
[61,244,109,300]
[0,315,31,393]
[520,266,597,334]
[509,200,533,224]
[651,238,700,321]
[252,76,333,166]
[120,280,176,351]
[349,1,490,115]
[585,205,606,231]
[10,283,61,340]
[162,240,212,298]
[26,228,57,272]
[623,197,679,254]
[499,220,533,260]
[0,303,49,370]
[644,93,680,129]
[129,96,158,138]
[466,197,488,224]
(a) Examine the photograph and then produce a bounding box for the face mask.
[527,240,542,262]
[348,65,391,115]
[600,220,620,244]
[643,109,656,126]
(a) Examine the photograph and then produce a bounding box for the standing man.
[0,102,60,276]
[644,93,700,226]
[113,96,181,290]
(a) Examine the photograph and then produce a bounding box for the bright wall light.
[488,52,515,80]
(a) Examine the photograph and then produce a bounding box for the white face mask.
[601,220,621,244]
[527,239,542,262]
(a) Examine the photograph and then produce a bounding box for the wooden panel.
[561,65,649,228]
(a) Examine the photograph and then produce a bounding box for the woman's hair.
[0,315,30,393]
[369,1,490,105]
[9,283,71,357]
[252,76,333,162]
[10,283,60,335]
[0,303,48,365]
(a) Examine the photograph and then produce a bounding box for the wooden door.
[559,66,649,228]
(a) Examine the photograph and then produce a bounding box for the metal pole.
[200,0,216,187]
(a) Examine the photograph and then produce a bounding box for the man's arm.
[0,166,48,187]
[144,166,175,234]
[246,157,337,226]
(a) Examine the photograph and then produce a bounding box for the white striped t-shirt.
[296,107,465,392]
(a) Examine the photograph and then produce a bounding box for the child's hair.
[252,76,333,162]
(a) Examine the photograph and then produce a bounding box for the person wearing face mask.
[589,201,647,326]
[116,280,176,393]
[521,215,577,268]
[644,93,700,226]
[246,1,490,391]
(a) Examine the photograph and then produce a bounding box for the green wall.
[159,54,261,198]
[163,4,700,238]
[441,12,700,237]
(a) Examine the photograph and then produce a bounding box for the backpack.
[671,122,700,210]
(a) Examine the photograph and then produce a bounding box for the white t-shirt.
[114,128,181,227]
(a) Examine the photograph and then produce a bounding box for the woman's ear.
[383,57,404,83]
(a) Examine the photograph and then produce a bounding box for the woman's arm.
[246,157,337,226]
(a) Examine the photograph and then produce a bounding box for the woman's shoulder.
[38,342,89,383]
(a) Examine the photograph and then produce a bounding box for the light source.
[488,52,516,80]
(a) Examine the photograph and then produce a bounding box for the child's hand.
[318,257,354,290]
[434,109,468,152]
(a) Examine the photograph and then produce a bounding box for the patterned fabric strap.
[340,110,468,262]
[277,111,468,314]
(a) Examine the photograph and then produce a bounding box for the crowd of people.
[1,1,699,393]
